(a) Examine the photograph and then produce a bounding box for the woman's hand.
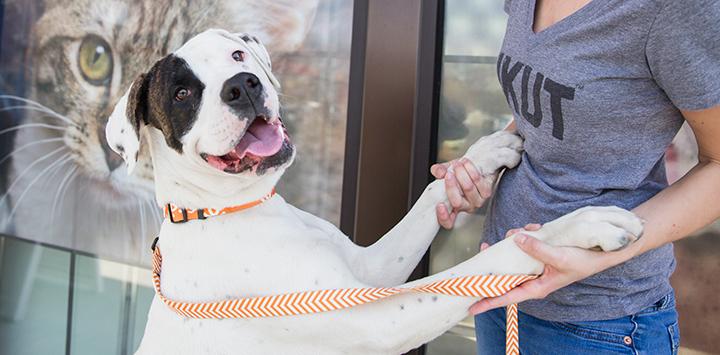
[431,158,496,229]
[469,224,627,315]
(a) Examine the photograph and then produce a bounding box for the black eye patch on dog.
[143,54,205,153]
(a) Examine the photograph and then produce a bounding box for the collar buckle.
[167,204,189,224]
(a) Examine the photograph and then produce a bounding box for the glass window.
[274,0,353,226]
[70,255,152,355]
[427,1,509,353]
[0,237,70,355]
[0,0,352,265]
[0,1,353,353]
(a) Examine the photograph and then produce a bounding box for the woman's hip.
[474,292,680,355]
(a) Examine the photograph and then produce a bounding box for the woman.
[431,0,720,353]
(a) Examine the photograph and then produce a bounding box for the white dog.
[106,29,643,355]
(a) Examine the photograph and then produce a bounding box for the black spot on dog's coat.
[127,54,205,153]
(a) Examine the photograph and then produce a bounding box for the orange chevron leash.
[155,189,535,355]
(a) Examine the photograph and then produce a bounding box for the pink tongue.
[235,120,284,158]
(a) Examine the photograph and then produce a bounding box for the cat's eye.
[174,87,190,101]
[78,35,113,86]
[232,50,245,62]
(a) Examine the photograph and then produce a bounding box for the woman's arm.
[466,106,720,314]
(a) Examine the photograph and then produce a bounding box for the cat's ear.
[106,74,148,174]
[224,0,319,53]
[235,32,281,89]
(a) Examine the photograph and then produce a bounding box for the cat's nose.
[98,124,123,171]
[104,144,124,171]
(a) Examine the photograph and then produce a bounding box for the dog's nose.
[221,73,263,108]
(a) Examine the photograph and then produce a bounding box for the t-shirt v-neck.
[523,0,612,48]
[530,0,605,36]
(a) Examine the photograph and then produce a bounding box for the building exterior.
[0,1,717,354]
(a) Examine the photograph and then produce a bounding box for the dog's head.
[106,29,294,193]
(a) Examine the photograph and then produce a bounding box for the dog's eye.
[174,88,190,101]
[232,50,245,62]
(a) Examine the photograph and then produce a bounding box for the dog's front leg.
[335,205,643,354]
[349,131,523,287]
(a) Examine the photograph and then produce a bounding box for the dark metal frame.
[341,0,423,247]
[407,0,445,285]
[341,0,445,353]
[341,0,445,244]
[339,0,368,237]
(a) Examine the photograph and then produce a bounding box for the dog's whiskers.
[276,92,300,100]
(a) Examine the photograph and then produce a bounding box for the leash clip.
[151,236,159,252]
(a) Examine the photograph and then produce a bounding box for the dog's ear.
[106,74,149,174]
[235,32,281,89]
[236,33,272,68]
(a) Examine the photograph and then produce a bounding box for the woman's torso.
[485,0,718,321]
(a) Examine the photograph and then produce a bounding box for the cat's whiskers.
[0,95,79,127]
[0,106,78,128]
[43,153,74,190]
[6,153,73,222]
[0,137,65,166]
[50,166,79,225]
[145,198,162,226]
[0,122,67,137]
[0,146,68,208]
[137,197,147,241]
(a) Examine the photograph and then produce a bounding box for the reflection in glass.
[0,237,70,355]
[0,0,352,265]
[275,0,353,226]
[0,0,353,354]
[427,1,509,354]
[70,255,152,355]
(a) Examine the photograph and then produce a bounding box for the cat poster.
[0,0,352,265]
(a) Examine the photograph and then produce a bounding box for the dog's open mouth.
[201,118,288,174]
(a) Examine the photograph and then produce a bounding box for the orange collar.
[162,188,276,223]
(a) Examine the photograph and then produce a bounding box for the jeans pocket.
[550,320,631,347]
[667,321,680,355]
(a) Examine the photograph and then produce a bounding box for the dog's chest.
[156,207,361,301]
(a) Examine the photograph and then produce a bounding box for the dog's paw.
[540,206,644,252]
[460,131,524,175]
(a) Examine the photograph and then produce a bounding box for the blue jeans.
[474,292,680,354]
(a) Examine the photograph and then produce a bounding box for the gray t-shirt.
[486,0,720,321]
